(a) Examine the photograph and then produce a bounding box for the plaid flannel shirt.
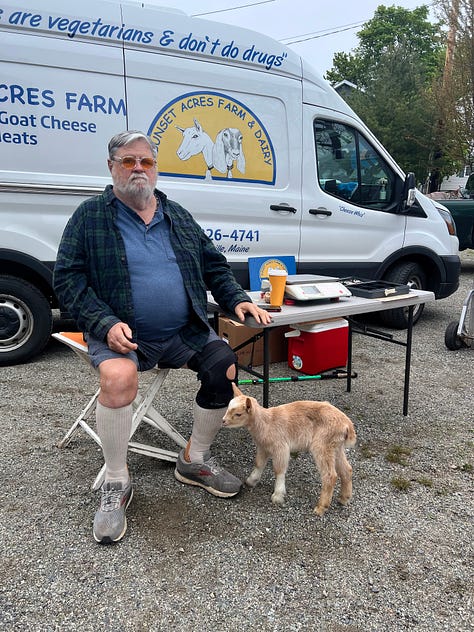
[53,185,250,351]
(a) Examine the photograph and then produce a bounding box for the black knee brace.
[187,339,237,409]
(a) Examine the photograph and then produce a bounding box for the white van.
[0,0,460,365]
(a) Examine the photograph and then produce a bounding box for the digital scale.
[284,274,352,302]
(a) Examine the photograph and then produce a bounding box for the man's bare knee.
[98,358,138,408]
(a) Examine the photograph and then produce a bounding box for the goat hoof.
[338,495,351,506]
[314,505,327,516]
[271,494,285,506]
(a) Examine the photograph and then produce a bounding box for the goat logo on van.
[148,92,275,185]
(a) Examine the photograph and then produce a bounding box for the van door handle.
[270,204,297,214]
[309,207,332,216]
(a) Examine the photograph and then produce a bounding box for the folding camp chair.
[53,332,187,490]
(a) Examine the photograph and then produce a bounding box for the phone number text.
[205,228,260,241]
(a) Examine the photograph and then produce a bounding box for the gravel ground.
[1,252,473,632]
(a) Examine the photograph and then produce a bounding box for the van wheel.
[0,275,53,366]
[379,262,427,329]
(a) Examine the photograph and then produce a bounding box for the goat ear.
[245,397,252,413]
[232,382,243,397]
[193,118,202,131]
[212,130,226,173]
[237,148,246,174]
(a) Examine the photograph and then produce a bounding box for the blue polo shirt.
[115,199,190,341]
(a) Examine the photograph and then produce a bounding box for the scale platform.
[284,275,352,301]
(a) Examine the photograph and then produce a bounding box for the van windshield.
[314,119,396,210]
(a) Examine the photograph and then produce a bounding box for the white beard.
[116,174,155,205]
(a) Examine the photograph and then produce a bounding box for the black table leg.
[403,305,414,416]
[263,328,270,407]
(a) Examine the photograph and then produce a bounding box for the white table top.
[208,289,435,329]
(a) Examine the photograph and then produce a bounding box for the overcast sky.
[153,1,435,75]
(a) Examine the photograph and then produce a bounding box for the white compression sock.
[96,401,132,484]
[187,402,226,463]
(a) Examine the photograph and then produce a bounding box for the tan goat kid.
[223,383,356,516]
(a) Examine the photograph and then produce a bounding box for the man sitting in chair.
[54,130,271,544]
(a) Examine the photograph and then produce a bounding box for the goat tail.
[344,423,357,448]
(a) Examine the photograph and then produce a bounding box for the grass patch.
[391,476,411,491]
[386,445,412,466]
[360,443,377,459]
[416,476,433,488]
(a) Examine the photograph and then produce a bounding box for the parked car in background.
[462,173,474,198]
[439,198,474,251]
[428,183,474,251]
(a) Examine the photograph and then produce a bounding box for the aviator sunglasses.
[111,155,156,170]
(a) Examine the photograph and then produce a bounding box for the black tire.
[0,275,53,366]
[379,262,427,329]
[444,320,464,350]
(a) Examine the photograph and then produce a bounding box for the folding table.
[208,289,435,415]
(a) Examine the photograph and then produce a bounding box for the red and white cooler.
[286,318,349,375]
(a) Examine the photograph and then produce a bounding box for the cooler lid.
[290,318,348,333]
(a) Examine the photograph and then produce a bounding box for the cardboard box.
[218,315,289,366]
[287,318,348,375]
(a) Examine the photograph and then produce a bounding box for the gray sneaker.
[93,480,133,544]
[174,450,242,498]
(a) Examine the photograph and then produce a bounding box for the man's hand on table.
[234,301,273,326]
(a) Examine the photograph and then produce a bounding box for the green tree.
[326,5,449,183]
[434,0,474,171]
[326,5,442,88]
[346,44,439,179]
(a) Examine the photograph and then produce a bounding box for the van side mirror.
[400,172,416,210]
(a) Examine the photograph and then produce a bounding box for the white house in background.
[333,80,359,98]
[440,164,472,192]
